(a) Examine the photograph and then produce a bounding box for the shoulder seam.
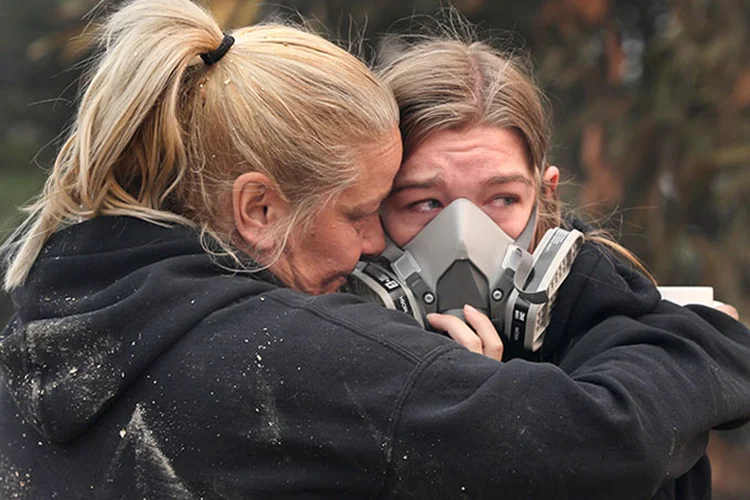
[266,293,427,364]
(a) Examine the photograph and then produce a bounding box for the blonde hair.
[377,31,654,281]
[2,0,398,290]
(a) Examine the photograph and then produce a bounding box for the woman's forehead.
[396,126,533,185]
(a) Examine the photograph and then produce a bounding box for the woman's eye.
[490,195,519,207]
[350,209,378,222]
[408,199,442,212]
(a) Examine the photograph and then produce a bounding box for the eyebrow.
[389,175,445,195]
[390,173,532,195]
[482,174,533,188]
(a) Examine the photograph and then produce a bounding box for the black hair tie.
[201,33,235,66]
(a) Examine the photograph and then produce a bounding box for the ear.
[232,172,289,253]
[542,165,560,197]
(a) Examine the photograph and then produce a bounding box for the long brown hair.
[377,26,655,282]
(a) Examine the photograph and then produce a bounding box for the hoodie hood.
[538,217,662,360]
[0,216,276,443]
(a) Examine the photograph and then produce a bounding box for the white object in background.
[658,286,714,306]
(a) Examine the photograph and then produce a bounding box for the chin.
[319,276,347,295]
[295,274,348,296]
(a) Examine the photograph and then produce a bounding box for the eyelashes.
[406,199,442,213]
[490,195,520,207]
[405,196,520,213]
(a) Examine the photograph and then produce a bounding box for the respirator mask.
[343,198,583,352]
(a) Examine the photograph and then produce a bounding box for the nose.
[360,215,386,258]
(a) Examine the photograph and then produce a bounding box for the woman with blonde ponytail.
[2,1,750,498]
[2,0,401,292]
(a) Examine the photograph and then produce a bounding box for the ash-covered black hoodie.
[1,216,750,499]
[533,217,748,499]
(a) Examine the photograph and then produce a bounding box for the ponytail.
[2,0,229,289]
[3,0,399,290]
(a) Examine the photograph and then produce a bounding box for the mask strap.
[380,234,405,263]
[514,203,538,251]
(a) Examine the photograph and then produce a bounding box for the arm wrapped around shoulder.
[382,299,750,499]
[557,299,750,469]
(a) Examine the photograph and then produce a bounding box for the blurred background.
[1,0,749,496]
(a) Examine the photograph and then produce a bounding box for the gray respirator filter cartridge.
[503,227,584,351]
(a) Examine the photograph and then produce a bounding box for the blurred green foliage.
[0,171,46,229]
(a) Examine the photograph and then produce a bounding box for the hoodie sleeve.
[380,299,750,499]
[538,239,663,361]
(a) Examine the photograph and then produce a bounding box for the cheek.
[380,209,417,248]
[494,219,525,239]
[329,225,366,267]
[490,202,535,239]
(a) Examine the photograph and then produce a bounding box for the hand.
[713,301,740,321]
[427,304,504,361]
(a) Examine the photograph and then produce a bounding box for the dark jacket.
[2,216,750,499]
[535,217,742,500]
